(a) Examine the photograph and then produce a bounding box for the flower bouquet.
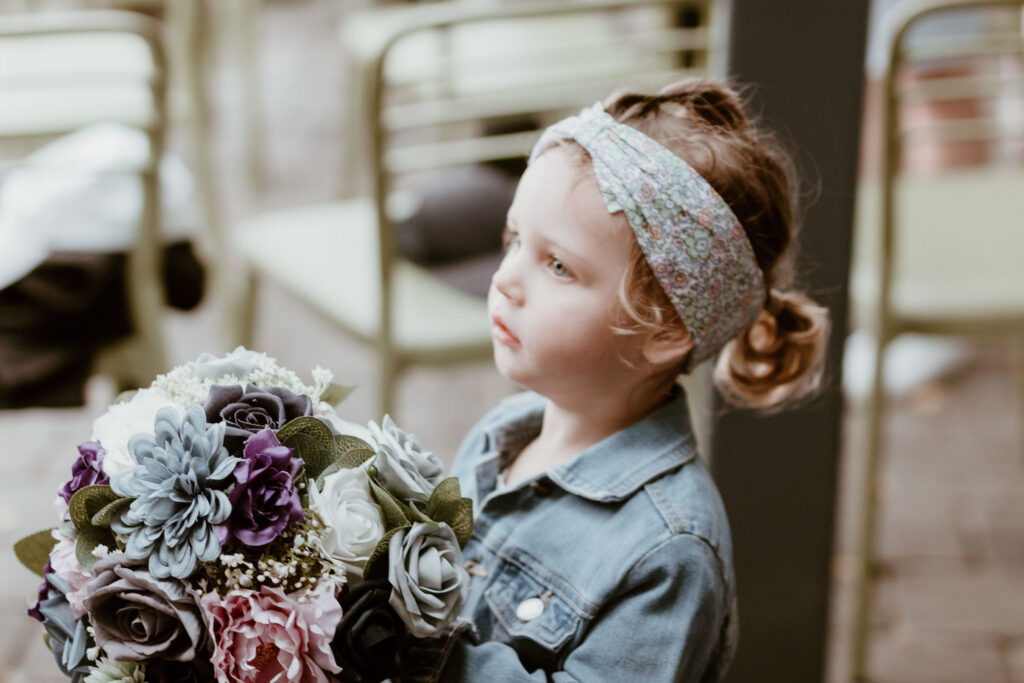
[14,348,473,682]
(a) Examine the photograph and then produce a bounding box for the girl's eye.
[550,257,572,279]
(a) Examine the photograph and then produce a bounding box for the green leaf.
[91,497,135,528]
[278,416,335,451]
[363,525,407,580]
[334,434,372,455]
[321,383,357,407]
[367,478,433,529]
[75,526,117,571]
[336,447,375,471]
[285,433,334,482]
[68,485,120,532]
[447,498,474,549]
[14,529,58,577]
[425,477,462,520]
[425,478,473,547]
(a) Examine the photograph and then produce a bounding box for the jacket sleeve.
[423,533,733,682]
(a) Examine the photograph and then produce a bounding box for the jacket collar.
[478,386,698,503]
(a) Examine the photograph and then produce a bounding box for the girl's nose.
[491,256,523,305]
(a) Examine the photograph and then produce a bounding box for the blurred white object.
[0,122,198,290]
[842,330,972,400]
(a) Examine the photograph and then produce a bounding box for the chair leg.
[850,331,890,682]
[233,0,265,192]
[169,0,224,261]
[227,269,258,350]
[378,353,399,421]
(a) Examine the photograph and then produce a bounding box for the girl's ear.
[641,328,694,367]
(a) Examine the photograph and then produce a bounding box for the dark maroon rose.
[332,578,406,683]
[59,441,109,503]
[215,428,304,547]
[203,383,313,455]
[146,657,215,682]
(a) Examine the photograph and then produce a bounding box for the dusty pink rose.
[201,581,342,682]
[48,536,93,617]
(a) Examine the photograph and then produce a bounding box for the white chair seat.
[0,31,157,136]
[235,199,493,360]
[851,166,1024,329]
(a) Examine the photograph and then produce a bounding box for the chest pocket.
[483,560,583,666]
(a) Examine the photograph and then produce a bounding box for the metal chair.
[0,10,170,388]
[848,0,1024,678]
[8,0,222,257]
[230,0,726,418]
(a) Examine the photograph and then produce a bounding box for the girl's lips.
[491,316,521,347]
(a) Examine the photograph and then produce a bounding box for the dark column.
[713,2,870,682]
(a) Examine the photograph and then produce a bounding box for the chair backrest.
[880,0,1024,173]
[342,0,725,346]
[0,10,170,382]
[868,0,1024,329]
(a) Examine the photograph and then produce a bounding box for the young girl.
[413,78,829,682]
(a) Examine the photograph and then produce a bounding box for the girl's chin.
[492,353,530,386]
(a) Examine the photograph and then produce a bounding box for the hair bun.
[657,79,749,130]
[713,290,829,411]
[604,78,749,131]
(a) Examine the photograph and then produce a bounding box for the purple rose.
[27,560,54,622]
[59,442,109,503]
[203,384,314,455]
[216,428,304,547]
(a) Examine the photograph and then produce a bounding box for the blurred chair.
[0,10,170,388]
[230,0,725,418]
[11,0,222,260]
[848,0,1024,678]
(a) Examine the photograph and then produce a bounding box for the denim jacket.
[427,388,738,682]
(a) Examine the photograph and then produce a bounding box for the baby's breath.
[150,350,331,406]
[197,516,345,594]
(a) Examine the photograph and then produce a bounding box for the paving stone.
[868,630,1007,683]
[875,484,965,561]
[892,573,1024,638]
[1006,638,1024,683]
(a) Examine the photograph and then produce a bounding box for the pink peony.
[201,580,342,682]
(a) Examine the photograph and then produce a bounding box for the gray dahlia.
[111,406,239,579]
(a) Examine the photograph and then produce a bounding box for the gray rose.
[369,416,443,507]
[81,553,211,662]
[36,573,91,682]
[387,522,469,638]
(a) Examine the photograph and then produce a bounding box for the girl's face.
[488,147,642,403]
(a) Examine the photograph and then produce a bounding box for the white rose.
[90,388,179,477]
[309,467,386,579]
[191,345,264,380]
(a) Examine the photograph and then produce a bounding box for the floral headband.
[529,103,767,369]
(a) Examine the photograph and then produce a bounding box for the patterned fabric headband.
[529,103,767,369]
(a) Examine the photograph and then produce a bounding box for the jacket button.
[516,597,545,621]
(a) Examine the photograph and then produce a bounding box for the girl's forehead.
[513,149,624,236]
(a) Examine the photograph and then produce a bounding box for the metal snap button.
[516,597,545,622]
